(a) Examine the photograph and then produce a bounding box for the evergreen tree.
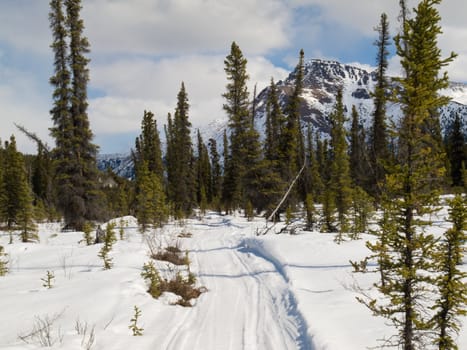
[364,1,457,349]
[133,110,167,230]
[307,130,324,201]
[221,129,234,213]
[370,12,391,200]
[50,0,103,230]
[328,89,352,232]
[222,42,251,210]
[0,141,5,224]
[0,245,7,276]
[264,78,285,162]
[349,105,368,188]
[208,138,222,211]
[31,144,55,219]
[280,49,305,205]
[432,195,467,350]
[243,114,268,214]
[166,82,196,217]
[195,130,212,208]
[135,162,167,231]
[262,78,289,219]
[447,114,466,187]
[2,136,38,242]
[133,110,164,179]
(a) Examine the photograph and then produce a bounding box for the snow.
[1,209,466,349]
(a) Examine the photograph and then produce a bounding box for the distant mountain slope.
[253,59,467,135]
[100,59,467,177]
[97,153,134,179]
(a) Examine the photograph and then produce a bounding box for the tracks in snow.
[161,220,314,350]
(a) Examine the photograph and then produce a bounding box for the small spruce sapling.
[285,206,294,225]
[119,218,126,240]
[0,246,8,276]
[141,261,162,298]
[41,270,55,289]
[82,222,93,246]
[98,223,117,269]
[129,306,144,336]
[305,193,315,231]
[432,195,467,350]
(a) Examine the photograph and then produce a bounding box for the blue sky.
[1,0,466,154]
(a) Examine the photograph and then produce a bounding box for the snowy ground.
[0,206,466,349]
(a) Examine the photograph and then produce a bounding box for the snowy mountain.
[254,58,467,135]
[97,153,134,179]
[99,59,467,177]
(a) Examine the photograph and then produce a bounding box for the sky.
[1,0,466,154]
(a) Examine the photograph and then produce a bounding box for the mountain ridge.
[98,59,467,177]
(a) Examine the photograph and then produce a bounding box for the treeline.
[0,0,467,347]
[0,0,466,238]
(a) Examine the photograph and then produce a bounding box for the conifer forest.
[0,0,466,349]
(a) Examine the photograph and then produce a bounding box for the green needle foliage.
[362,1,457,349]
[0,246,8,276]
[129,306,144,336]
[431,195,467,350]
[41,271,55,289]
[98,223,117,270]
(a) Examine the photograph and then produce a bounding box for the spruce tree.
[50,0,103,230]
[243,110,268,214]
[135,162,167,231]
[222,42,251,210]
[307,130,324,201]
[349,105,368,188]
[208,138,222,211]
[133,110,164,179]
[31,144,55,220]
[262,78,287,218]
[166,82,196,217]
[0,245,7,276]
[370,12,391,200]
[328,89,352,232]
[264,78,285,162]
[280,49,305,205]
[195,130,212,208]
[363,1,457,349]
[133,111,167,230]
[0,142,6,225]
[447,114,466,188]
[432,195,467,350]
[2,136,38,242]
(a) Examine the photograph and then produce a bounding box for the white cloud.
[0,65,52,154]
[1,0,466,154]
[89,54,289,138]
[83,0,290,56]
[0,1,49,55]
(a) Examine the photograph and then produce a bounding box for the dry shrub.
[141,262,205,307]
[152,246,188,266]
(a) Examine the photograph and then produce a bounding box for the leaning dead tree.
[15,123,51,153]
[257,161,306,236]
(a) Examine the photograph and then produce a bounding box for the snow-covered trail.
[161,217,313,350]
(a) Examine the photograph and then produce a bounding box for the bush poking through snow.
[41,270,55,289]
[75,319,95,350]
[141,260,205,307]
[145,233,189,266]
[18,311,65,347]
[153,245,189,266]
[129,306,144,336]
